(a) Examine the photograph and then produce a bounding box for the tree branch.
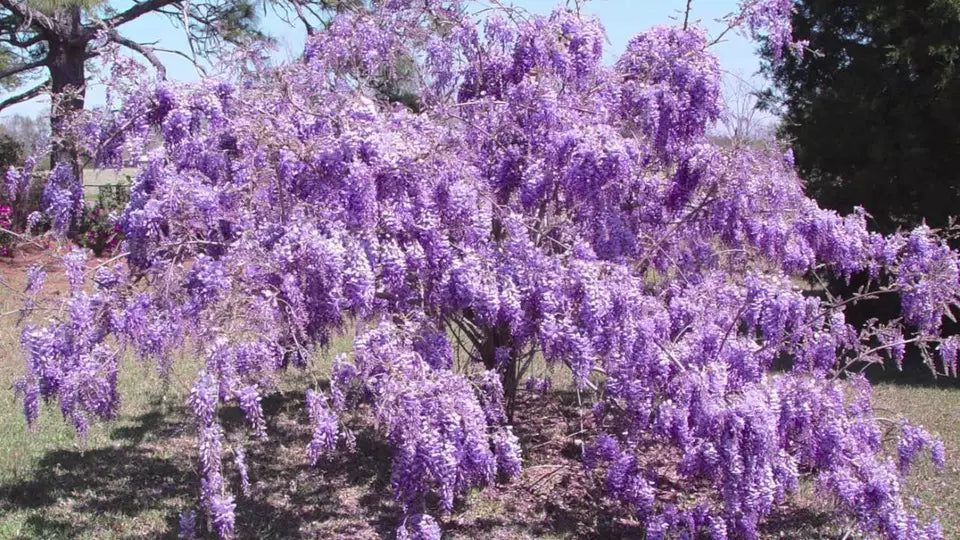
[0,57,46,80]
[291,2,317,35]
[0,0,59,35]
[0,79,47,111]
[106,30,166,78]
[152,46,208,76]
[104,0,181,29]
[0,33,44,48]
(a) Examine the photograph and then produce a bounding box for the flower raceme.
[11,1,960,539]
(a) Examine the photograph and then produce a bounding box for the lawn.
[0,257,957,539]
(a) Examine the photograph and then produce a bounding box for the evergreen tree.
[760,0,960,233]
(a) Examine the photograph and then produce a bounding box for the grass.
[873,385,960,538]
[761,383,960,539]
[0,267,197,538]
[1,260,959,538]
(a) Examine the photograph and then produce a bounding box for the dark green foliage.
[0,171,46,256]
[0,132,22,256]
[11,173,51,231]
[0,132,22,169]
[77,182,129,256]
[760,0,960,233]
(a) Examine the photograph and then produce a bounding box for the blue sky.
[1,0,766,118]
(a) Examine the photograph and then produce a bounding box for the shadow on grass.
[109,410,179,444]
[759,504,840,539]
[0,404,194,537]
[0,443,192,538]
[0,387,859,539]
[0,391,404,538]
[236,400,402,539]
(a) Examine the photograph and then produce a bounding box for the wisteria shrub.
[2,157,49,245]
[9,1,960,538]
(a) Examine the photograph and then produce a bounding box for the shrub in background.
[78,183,128,256]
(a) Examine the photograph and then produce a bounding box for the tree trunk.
[47,7,86,181]
[472,319,521,421]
